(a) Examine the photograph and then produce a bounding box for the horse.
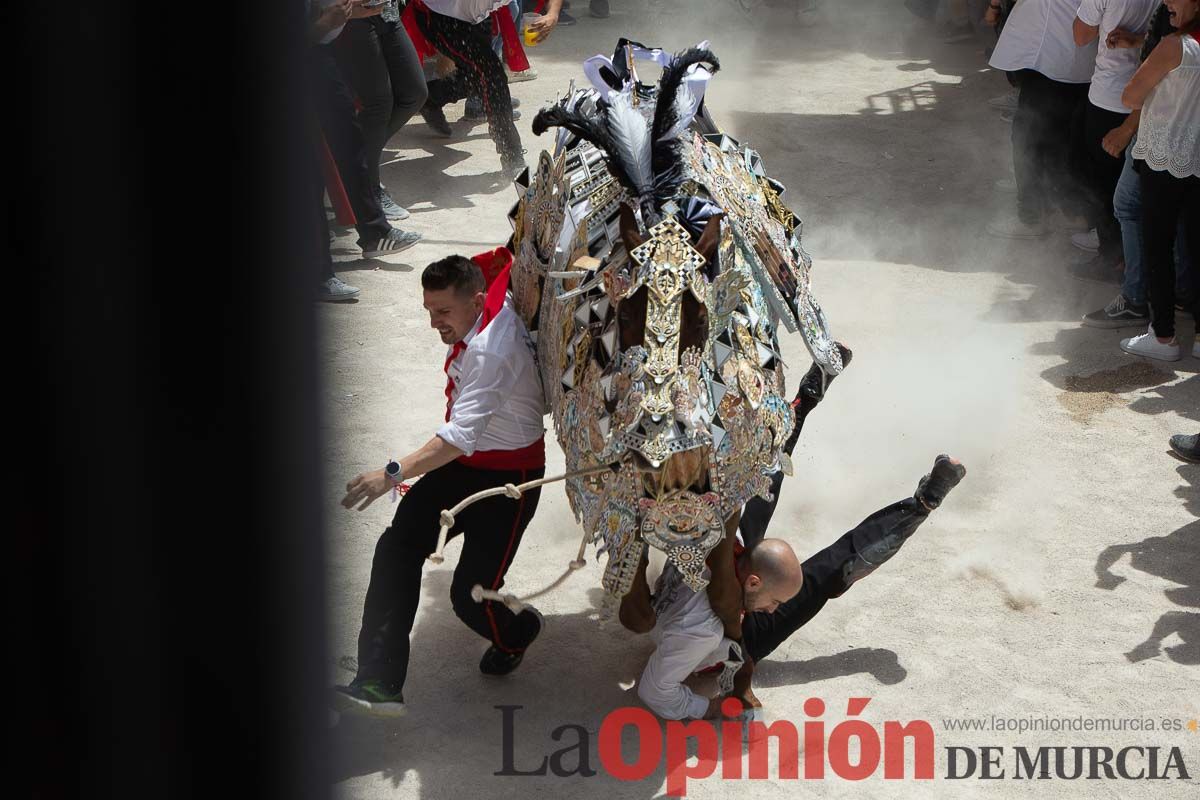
[503,40,844,707]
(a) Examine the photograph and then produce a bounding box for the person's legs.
[1140,167,1186,340]
[1045,82,1091,222]
[743,497,934,663]
[1082,103,1128,264]
[311,44,391,245]
[335,18,426,213]
[353,462,486,691]
[1011,70,1046,225]
[449,468,545,654]
[1114,145,1146,305]
[1181,178,1200,324]
[416,9,523,168]
[378,19,428,140]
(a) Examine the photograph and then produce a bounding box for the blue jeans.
[1115,139,1193,306]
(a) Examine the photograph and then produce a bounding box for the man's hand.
[984,4,1001,27]
[1107,28,1144,49]
[525,12,559,44]
[312,0,353,41]
[1102,122,1135,158]
[342,468,391,511]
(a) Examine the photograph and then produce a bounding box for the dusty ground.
[319,2,1198,797]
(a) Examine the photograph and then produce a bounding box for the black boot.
[479,607,542,676]
[914,454,967,511]
[784,342,852,454]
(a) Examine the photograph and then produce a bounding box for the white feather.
[660,83,699,143]
[604,90,654,197]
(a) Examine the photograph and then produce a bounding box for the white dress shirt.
[637,564,741,721]
[420,0,510,24]
[436,294,546,456]
[990,0,1099,83]
[1076,0,1159,112]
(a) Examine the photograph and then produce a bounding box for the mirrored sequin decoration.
[512,43,843,609]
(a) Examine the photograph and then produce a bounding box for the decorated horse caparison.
[438,40,843,706]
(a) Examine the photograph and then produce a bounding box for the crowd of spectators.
[307,0,611,302]
[912,0,1197,460]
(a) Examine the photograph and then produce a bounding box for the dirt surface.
[319,2,1198,797]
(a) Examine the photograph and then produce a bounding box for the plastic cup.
[522,13,540,46]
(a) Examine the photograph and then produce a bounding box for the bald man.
[632,454,966,721]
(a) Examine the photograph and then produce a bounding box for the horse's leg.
[618,549,656,634]
[705,511,743,642]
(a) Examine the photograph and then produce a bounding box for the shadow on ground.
[1094,460,1199,666]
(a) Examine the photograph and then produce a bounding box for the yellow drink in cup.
[521,13,540,46]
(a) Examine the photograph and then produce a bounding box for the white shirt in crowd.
[990,0,1099,83]
[637,562,741,721]
[1076,0,1160,113]
[1131,33,1200,178]
[437,294,546,455]
[421,0,511,24]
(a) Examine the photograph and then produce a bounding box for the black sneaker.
[1068,254,1122,285]
[589,0,610,17]
[1169,434,1200,463]
[360,227,421,258]
[480,608,542,677]
[332,680,407,717]
[914,455,966,511]
[420,103,453,138]
[558,10,577,25]
[1081,295,1150,329]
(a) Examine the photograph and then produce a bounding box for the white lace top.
[1131,34,1200,178]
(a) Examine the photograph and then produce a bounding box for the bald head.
[740,538,804,613]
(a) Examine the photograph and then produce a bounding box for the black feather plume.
[650,47,720,146]
[649,48,720,203]
[532,103,638,197]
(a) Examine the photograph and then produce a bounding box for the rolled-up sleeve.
[1075,0,1102,28]
[637,623,722,720]
[436,348,511,455]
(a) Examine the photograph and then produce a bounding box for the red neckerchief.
[443,248,513,422]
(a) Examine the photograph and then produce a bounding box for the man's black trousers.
[743,497,932,663]
[353,459,544,691]
[1012,70,1089,225]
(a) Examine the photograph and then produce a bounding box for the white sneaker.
[987,215,1048,239]
[1119,327,1181,362]
[1070,229,1100,252]
[317,276,360,302]
[988,88,1019,111]
[506,66,538,83]
[994,176,1017,193]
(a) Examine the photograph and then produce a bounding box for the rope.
[427,462,615,565]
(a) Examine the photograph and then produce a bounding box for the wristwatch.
[385,460,404,485]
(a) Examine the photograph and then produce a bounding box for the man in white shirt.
[410,0,564,177]
[988,0,1098,238]
[632,455,966,721]
[1070,0,1160,268]
[336,250,548,715]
